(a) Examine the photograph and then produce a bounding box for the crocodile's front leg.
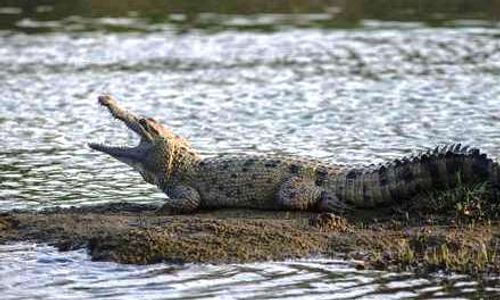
[157,185,201,214]
[277,177,345,213]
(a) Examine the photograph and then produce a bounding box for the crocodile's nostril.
[97,95,106,104]
[97,95,113,105]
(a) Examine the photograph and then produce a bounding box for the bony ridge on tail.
[89,95,499,214]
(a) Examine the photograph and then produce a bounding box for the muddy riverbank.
[1,203,498,276]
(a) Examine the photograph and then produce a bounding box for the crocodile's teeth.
[89,143,133,150]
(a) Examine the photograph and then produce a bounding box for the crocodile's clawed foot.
[309,212,350,232]
[318,191,347,214]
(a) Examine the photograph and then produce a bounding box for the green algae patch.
[340,225,500,275]
[0,203,499,275]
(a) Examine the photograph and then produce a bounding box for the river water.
[1,4,500,299]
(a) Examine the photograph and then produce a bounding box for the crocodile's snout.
[97,94,116,107]
[89,95,149,163]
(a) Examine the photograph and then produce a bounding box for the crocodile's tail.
[333,144,499,207]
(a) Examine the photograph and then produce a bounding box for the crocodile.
[88,95,499,214]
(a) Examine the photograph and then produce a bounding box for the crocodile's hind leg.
[277,177,345,213]
[317,191,346,213]
[156,185,200,214]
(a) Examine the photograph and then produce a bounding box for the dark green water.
[0,1,500,299]
[0,0,498,32]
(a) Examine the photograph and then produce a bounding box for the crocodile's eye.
[139,118,149,128]
[139,118,160,136]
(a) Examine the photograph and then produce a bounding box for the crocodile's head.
[88,95,199,185]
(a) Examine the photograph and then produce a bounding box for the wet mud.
[0,202,498,275]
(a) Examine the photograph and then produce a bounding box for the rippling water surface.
[1,244,499,299]
[1,11,500,299]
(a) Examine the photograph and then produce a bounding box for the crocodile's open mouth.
[88,143,144,162]
[88,95,152,163]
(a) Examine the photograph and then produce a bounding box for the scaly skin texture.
[89,95,499,214]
